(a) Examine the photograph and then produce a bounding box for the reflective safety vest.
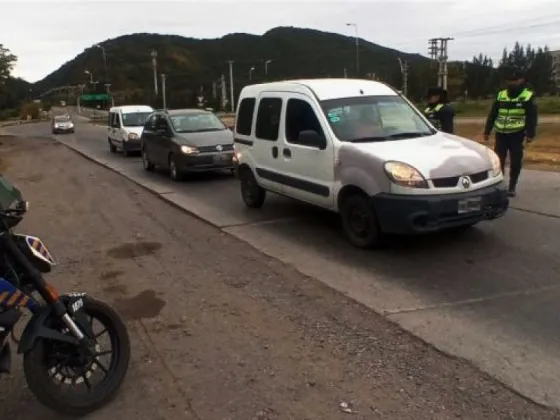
[424,103,444,129]
[494,88,533,134]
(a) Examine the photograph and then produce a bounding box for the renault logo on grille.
[460,176,471,189]
[216,145,223,151]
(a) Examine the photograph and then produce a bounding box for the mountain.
[32,27,432,108]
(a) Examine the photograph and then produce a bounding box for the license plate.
[458,197,482,214]
[213,154,230,164]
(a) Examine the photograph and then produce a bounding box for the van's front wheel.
[239,167,266,208]
[340,194,383,249]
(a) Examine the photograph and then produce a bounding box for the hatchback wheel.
[142,149,155,172]
[340,194,383,249]
[239,167,266,208]
[168,154,184,182]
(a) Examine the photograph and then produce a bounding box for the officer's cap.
[504,67,526,81]
[427,87,446,97]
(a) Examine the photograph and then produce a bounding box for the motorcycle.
[0,175,130,416]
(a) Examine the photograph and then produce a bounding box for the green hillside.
[32,27,432,108]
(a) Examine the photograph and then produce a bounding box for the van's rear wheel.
[239,167,266,208]
[340,194,382,249]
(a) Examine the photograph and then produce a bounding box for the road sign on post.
[80,93,111,101]
[197,96,205,107]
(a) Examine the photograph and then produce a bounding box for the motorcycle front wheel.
[23,297,131,416]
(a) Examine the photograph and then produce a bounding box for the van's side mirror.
[297,130,326,149]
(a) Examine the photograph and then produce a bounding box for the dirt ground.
[0,134,559,420]
[456,123,560,172]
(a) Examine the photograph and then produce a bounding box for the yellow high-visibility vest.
[494,88,533,133]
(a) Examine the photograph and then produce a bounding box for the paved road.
[5,118,560,409]
[2,134,556,419]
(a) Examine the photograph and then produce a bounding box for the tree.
[0,44,17,84]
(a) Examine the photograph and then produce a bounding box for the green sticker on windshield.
[330,116,341,123]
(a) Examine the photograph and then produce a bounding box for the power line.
[390,18,560,48]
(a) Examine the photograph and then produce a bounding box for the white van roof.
[110,105,154,114]
[240,79,398,101]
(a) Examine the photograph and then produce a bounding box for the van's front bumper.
[371,183,509,234]
[122,139,141,152]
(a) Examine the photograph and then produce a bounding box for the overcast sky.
[2,0,560,83]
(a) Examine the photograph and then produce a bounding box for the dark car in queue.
[140,109,235,181]
[51,115,74,134]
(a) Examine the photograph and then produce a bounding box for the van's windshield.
[321,95,435,143]
[122,112,152,127]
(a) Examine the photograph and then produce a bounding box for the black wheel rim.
[170,160,177,179]
[348,203,371,238]
[45,310,120,393]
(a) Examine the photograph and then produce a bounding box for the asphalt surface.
[5,117,560,410]
[4,134,559,419]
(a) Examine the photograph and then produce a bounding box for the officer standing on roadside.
[424,86,455,134]
[483,68,537,197]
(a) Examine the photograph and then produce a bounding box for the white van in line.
[233,79,509,248]
[108,105,154,156]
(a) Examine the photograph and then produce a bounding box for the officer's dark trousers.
[494,132,525,191]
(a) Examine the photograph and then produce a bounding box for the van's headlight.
[181,145,199,155]
[127,133,138,140]
[384,161,428,188]
[487,148,501,177]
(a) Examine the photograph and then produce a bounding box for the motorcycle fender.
[17,294,86,354]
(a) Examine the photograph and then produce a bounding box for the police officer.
[424,87,455,134]
[483,68,537,197]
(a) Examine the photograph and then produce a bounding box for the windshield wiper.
[386,132,432,139]
[177,128,224,133]
[349,136,388,143]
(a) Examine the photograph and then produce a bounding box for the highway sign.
[80,94,111,101]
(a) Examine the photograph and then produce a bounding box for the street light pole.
[151,51,158,95]
[346,23,360,76]
[265,60,272,75]
[84,70,93,84]
[227,60,234,113]
[95,44,108,82]
[249,67,255,81]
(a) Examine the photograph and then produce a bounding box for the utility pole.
[105,83,114,107]
[161,74,166,109]
[220,74,227,111]
[227,60,234,113]
[151,50,158,95]
[397,58,408,97]
[343,68,348,78]
[428,37,454,90]
[212,81,217,99]
[346,23,359,76]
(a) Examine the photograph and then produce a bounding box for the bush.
[19,102,41,120]
[0,108,19,121]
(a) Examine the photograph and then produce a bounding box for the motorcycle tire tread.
[22,297,131,416]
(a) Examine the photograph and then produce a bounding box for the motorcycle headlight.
[487,148,501,177]
[384,161,428,188]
